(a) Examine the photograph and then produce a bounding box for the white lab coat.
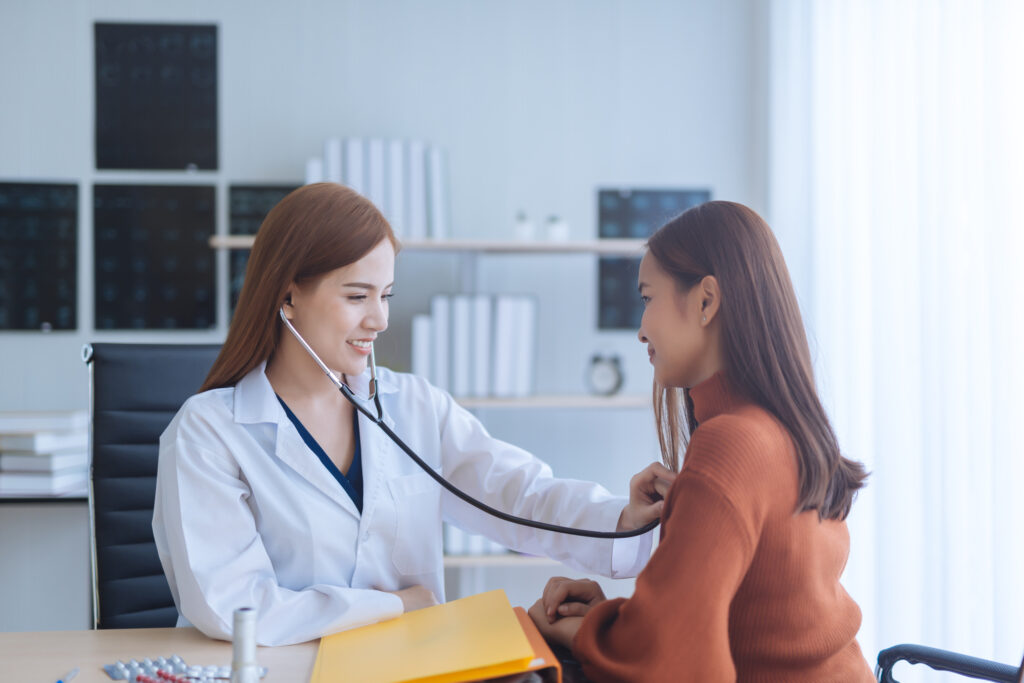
[153,363,652,646]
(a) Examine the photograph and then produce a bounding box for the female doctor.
[152,182,672,646]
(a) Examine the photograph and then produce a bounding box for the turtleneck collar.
[688,371,745,424]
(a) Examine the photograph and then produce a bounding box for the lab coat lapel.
[348,370,398,541]
[274,422,362,520]
[235,363,361,520]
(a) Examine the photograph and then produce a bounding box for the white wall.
[1,0,764,530]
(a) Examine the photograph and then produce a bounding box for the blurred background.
[0,1,1021,679]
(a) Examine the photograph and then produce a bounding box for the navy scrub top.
[277,396,364,513]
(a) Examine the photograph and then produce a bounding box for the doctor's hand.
[528,598,584,651]
[617,461,677,531]
[385,585,439,613]
[539,576,606,623]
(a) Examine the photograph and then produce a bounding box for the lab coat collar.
[233,361,399,521]
[232,362,397,426]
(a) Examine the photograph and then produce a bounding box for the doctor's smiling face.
[283,238,396,378]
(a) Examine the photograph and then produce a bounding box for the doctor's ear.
[281,293,295,319]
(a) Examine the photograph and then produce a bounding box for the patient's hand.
[539,577,606,623]
[618,461,676,531]
[386,585,439,612]
[528,599,583,650]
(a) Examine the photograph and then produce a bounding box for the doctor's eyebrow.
[637,282,649,293]
[342,282,395,290]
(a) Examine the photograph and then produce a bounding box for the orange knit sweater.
[572,373,874,682]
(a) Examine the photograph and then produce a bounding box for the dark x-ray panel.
[0,183,78,330]
[598,189,710,330]
[94,185,215,330]
[95,23,218,170]
[228,185,297,316]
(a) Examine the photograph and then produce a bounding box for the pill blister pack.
[102,655,268,681]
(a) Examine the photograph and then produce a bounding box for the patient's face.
[637,252,709,388]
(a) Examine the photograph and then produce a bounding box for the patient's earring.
[702,315,707,323]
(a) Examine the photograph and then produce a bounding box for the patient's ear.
[699,275,721,326]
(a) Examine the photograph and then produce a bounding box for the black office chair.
[83,342,220,629]
[877,644,1024,682]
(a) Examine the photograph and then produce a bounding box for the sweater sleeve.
[571,467,758,682]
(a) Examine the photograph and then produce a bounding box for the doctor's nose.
[638,328,648,343]
[365,300,389,333]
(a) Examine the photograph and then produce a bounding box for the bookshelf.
[209,235,651,410]
[210,235,646,255]
[457,394,648,409]
[211,234,650,578]
[443,553,558,569]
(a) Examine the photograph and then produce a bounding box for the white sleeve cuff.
[610,522,655,578]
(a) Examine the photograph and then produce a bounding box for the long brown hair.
[647,201,866,521]
[201,183,399,391]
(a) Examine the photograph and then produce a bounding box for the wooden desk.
[0,627,318,682]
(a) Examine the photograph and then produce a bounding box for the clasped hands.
[529,462,675,649]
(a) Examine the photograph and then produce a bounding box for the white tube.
[231,607,259,683]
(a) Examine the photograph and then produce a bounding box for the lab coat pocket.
[387,472,441,575]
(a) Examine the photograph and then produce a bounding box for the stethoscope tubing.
[341,385,659,539]
[280,306,660,539]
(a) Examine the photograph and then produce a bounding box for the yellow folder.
[310,590,541,683]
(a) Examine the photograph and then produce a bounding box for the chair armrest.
[876,644,1019,682]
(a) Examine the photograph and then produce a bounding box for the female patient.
[529,201,874,681]
[153,183,669,646]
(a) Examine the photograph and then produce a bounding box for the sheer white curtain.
[769,0,1024,672]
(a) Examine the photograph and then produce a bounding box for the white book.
[426,146,448,240]
[451,295,472,398]
[430,296,450,391]
[0,430,87,454]
[323,138,343,183]
[366,138,386,211]
[513,297,537,397]
[466,533,487,556]
[0,468,88,495]
[445,524,468,555]
[0,450,88,473]
[491,296,518,397]
[385,139,407,235]
[406,140,428,240]
[471,295,492,398]
[411,314,432,379]
[305,157,325,185]
[0,411,87,434]
[343,138,366,194]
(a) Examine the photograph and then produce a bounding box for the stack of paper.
[310,589,561,683]
[0,411,89,496]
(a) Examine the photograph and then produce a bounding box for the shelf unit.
[443,553,558,569]
[212,234,648,575]
[210,235,650,410]
[210,235,646,255]
[457,394,648,409]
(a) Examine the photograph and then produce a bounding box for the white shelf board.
[455,394,649,409]
[209,235,646,256]
[443,553,559,568]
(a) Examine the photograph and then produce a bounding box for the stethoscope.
[278,308,659,539]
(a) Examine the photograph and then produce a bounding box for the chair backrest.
[84,342,220,629]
